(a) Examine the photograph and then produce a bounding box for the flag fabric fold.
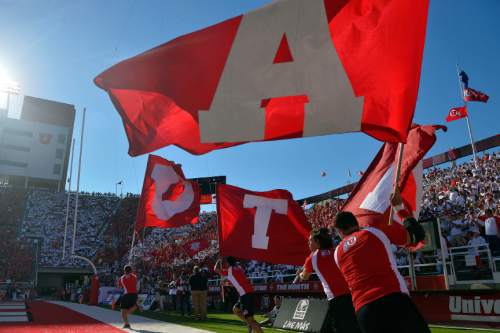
[446,106,468,123]
[464,88,489,103]
[341,125,446,246]
[135,155,200,232]
[95,0,429,156]
[217,184,311,265]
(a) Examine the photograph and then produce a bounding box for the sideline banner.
[209,281,323,294]
[273,298,329,332]
[413,291,500,326]
[98,287,122,304]
[137,294,156,311]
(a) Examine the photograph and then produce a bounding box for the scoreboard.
[189,176,226,204]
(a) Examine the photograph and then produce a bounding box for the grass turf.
[130,310,499,333]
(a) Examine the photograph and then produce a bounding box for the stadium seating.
[0,152,498,290]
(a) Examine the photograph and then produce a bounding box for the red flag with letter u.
[342,125,446,246]
[183,239,209,257]
[446,106,468,122]
[135,155,200,232]
[95,0,429,156]
[217,184,311,265]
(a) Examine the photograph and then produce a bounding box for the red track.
[0,301,124,333]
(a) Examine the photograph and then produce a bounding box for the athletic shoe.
[123,324,131,329]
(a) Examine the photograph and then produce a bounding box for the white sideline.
[50,301,211,333]
[0,316,28,322]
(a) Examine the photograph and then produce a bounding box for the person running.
[333,190,430,333]
[298,228,361,333]
[118,265,138,329]
[214,257,263,333]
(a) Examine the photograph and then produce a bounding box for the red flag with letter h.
[342,125,446,246]
[95,0,429,156]
[135,155,200,232]
[217,184,311,265]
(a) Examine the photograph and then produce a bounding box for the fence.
[206,244,499,291]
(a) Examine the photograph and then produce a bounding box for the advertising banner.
[273,298,329,332]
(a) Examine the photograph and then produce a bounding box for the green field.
[132,310,499,333]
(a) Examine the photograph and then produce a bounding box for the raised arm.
[390,189,425,245]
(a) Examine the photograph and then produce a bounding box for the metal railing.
[448,244,496,284]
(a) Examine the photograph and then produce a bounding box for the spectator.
[177,271,190,316]
[480,209,500,256]
[189,266,208,320]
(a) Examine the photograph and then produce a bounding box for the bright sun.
[0,64,10,85]
[0,64,20,95]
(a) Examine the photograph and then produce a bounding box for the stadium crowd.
[1,152,498,292]
[20,190,120,267]
[125,152,499,287]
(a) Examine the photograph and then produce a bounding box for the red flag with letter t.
[183,239,209,257]
[446,106,468,122]
[95,0,429,156]
[135,155,200,232]
[342,125,446,246]
[217,184,311,265]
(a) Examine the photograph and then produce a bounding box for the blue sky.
[0,0,498,201]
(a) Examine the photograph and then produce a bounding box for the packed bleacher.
[19,190,120,267]
[122,152,498,286]
[0,151,498,289]
[0,187,34,282]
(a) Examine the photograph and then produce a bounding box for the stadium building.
[0,96,75,191]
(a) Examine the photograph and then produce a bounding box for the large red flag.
[445,106,468,122]
[95,0,429,156]
[183,239,210,258]
[135,155,200,231]
[217,184,311,265]
[342,125,446,246]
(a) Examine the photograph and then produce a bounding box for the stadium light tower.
[0,65,20,117]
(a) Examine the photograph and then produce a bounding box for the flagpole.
[455,64,478,168]
[214,189,225,303]
[128,230,136,262]
[71,107,86,255]
[436,218,449,290]
[62,138,75,261]
[408,249,417,290]
[388,143,405,226]
[128,156,150,263]
[464,115,478,168]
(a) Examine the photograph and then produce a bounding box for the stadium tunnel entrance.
[37,267,93,292]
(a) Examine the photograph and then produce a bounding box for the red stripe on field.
[0,301,124,333]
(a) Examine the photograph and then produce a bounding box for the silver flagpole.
[436,218,449,290]
[128,230,136,263]
[71,108,86,255]
[408,250,417,290]
[62,138,76,260]
[455,64,478,168]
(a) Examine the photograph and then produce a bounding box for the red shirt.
[303,249,350,300]
[334,227,408,312]
[119,273,138,294]
[222,266,253,296]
